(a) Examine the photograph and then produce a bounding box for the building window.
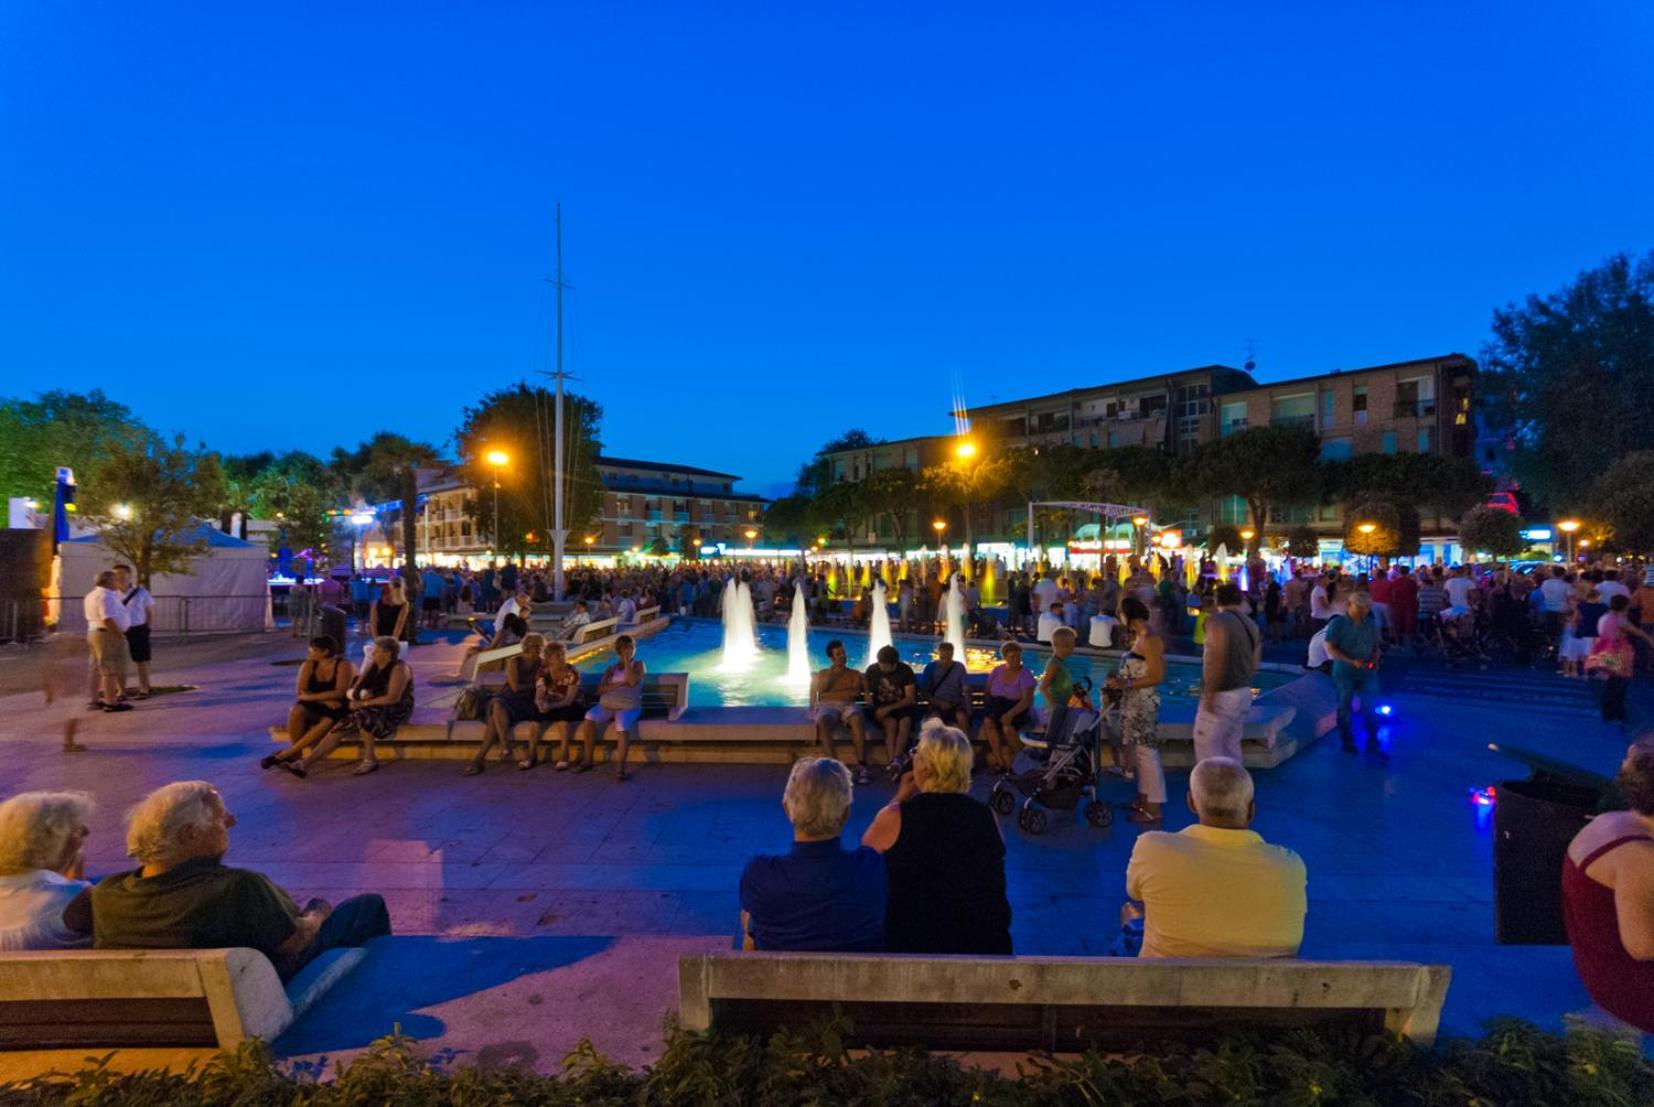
[1418,427,1432,453]
[1320,390,1335,426]
[1353,387,1368,427]
[1395,377,1436,417]
[1219,401,1247,436]
[1320,437,1353,462]
[1219,495,1248,525]
[1270,393,1315,430]
[1382,431,1397,454]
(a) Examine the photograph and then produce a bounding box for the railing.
[1393,399,1437,417]
[16,594,279,643]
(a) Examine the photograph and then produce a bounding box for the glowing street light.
[1558,518,1581,562]
[485,449,510,549]
[954,439,978,461]
[112,503,133,521]
[932,519,948,535]
[1356,522,1377,534]
[743,527,758,549]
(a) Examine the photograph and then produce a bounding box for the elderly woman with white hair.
[739,757,886,951]
[862,723,1012,954]
[0,792,95,950]
[91,780,390,979]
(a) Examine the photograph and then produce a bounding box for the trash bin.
[313,604,346,648]
[1492,777,1599,945]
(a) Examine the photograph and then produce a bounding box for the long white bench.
[0,946,365,1050]
[679,952,1452,1049]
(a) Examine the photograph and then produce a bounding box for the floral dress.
[1117,650,1161,750]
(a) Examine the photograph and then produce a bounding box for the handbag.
[1585,635,1633,678]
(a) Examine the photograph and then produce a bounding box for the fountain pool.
[581,618,1294,708]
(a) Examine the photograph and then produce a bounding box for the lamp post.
[1131,514,1148,558]
[953,438,978,572]
[1558,518,1580,563]
[485,450,509,553]
[1356,522,1377,574]
[744,527,757,550]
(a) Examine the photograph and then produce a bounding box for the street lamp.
[112,503,133,521]
[1558,518,1580,562]
[485,449,509,551]
[954,438,977,461]
[1356,522,1377,573]
[744,527,757,548]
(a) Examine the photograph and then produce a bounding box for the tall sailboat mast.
[550,203,568,601]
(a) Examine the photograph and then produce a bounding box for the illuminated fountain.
[719,575,760,670]
[784,577,811,686]
[943,573,966,657]
[868,577,893,660]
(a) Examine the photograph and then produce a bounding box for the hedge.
[1,1015,1649,1106]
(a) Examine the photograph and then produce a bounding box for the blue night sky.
[3,3,1652,496]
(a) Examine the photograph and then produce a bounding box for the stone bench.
[678,952,1452,1050]
[0,946,365,1050]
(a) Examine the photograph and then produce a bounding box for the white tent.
[56,525,271,635]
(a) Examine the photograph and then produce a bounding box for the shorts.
[869,705,919,727]
[297,701,349,728]
[124,624,153,664]
[983,695,1029,727]
[809,701,861,726]
[585,703,641,732]
[87,629,129,679]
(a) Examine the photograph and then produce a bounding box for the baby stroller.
[990,677,1113,834]
[1440,607,1490,669]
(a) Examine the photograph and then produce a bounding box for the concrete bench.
[628,605,661,627]
[679,953,1452,1050]
[0,946,365,1050]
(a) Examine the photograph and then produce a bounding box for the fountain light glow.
[943,573,966,658]
[784,577,812,685]
[719,576,760,670]
[868,577,893,660]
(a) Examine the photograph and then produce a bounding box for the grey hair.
[372,635,402,661]
[0,792,94,874]
[125,781,220,865]
[914,721,973,794]
[1190,757,1254,823]
[1348,590,1373,609]
[782,757,854,838]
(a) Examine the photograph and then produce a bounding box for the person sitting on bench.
[91,781,390,981]
[0,791,94,950]
[809,640,869,782]
[263,636,354,775]
[560,600,593,641]
[919,641,970,733]
[866,646,918,780]
[465,632,548,776]
[738,757,885,952]
[1123,757,1306,959]
[303,636,414,777]
[452,607,529,679]
[573,634,644,782]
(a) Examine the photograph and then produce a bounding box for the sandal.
[517,758,535,771]
[553,759,571,771]
[462,763,484,777]
[351,759,379,776]
[1128,808,1162,824]
[282,761,309,779]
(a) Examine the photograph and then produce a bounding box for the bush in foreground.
[1,1016,1648,1106]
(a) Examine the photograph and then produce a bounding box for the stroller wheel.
[991,787,1016,817]
[1084,800,1112,828]
[1019,805,1048,835]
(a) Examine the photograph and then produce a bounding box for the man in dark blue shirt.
[739,757,886,951]
[1324,591,1385,761]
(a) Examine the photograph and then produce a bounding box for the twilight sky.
[3,2,1652,497]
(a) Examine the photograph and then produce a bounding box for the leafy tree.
[643,536,671,557]
[453,384,604,560]
[1586,451,1654,553]
[1185,426,1322,554]
[863,467,921,548]
[250,452,348,561]
[0,389,146,503]
[762,494,823,546]
[79,433,229,586]
[1205,524,1244,554]
[1481,251,1654,510]
[794,429,881,497]
[1457,504,1526,558]
[1344,495,1421,559]
[331,433,444,567]
[921,453,1012,547]
[1282,525,1321,560]
[814,479,878,550]
[1325,453,1489,522]
[217,452,274,538]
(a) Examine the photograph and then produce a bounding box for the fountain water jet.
[719,576,760,670]
[783,577,812,686]
[868,577,893,661]
[944,573,966,659]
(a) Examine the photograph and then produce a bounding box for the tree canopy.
[1586,451,1654,554]
[1482,251,1654,510]
[1457,504,1526,558]
[0,390,144,503]
[1184,425,1322,552]
[79,432,228,586]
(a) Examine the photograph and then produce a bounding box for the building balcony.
[1393,399,1437,418]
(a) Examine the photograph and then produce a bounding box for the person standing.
[113,565,154,699]
[1192,584,1260,764]
[1111,597,1166,824]
[1324,591,1386,760]
[82,570,132,713]
[1590,596,1653,725]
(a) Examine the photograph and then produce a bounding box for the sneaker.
[553,759,571,771]
[101,702,134,713]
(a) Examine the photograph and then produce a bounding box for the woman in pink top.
[1562,736,1654,1032]
[1591,596,1652,724]
[979,642,1036,773]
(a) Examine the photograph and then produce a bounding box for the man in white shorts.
[1193,583,1261,764]
[809,639,869,782]
[573,633,645,782]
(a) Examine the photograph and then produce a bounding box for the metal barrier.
[35,594,275,642]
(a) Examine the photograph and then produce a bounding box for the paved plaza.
[0,626,1643,1073]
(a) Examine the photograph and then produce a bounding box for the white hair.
[125,781,220,865]
[0,792,94,874]
[1190,757,1254,823]
[782,757,854,838]
[914,722,974,794]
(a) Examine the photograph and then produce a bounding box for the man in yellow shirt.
[1124,757,1306,959]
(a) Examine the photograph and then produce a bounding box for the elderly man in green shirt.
[90,781,390,980]
[1323,591,1386,761]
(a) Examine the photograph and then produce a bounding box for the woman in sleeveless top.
[369,580,410,642]
[306,635,414,776]
[1562,736,1654,1031]
[1109,597,1166,824]
[466,633,547,776]
[863,725,1012,954]
[574,634,645,781]
[265,635,355,775]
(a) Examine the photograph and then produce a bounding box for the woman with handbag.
[464,633,547,776]
[572,634,646,781]
[1589,595,1652,724]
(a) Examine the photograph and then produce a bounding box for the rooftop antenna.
[1243,338,1258,374]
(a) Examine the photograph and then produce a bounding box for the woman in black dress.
[264,635,356,775]
[466,632,547,775]
[862,724,1012,954]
